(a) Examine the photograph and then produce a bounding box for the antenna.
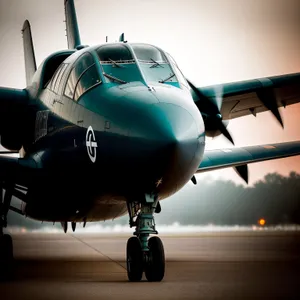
[119,33,127,43]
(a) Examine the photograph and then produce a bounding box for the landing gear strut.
[0,181,14,281]
[126,194,165,282]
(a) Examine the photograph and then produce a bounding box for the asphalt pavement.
[0,231,299,300]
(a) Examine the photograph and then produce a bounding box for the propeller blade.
[218,120,235,145]
[187,78,234,145]
[186,79,210,102]
[213,85,223,111]
[186,79,220,117]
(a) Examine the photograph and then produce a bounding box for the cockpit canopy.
[96,43,189,89]
[60,43,189,103]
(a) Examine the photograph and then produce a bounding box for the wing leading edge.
[197,141,300,182]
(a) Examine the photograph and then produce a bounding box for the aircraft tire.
[145,236,165,282]
[0,234,14,281]
[126,236,143,282]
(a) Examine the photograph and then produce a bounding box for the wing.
[197,140,300,183]
[0,86,28,111]
[197,72,300,123]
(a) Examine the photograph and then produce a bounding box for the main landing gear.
[0,182,14,281]
[126,194,165,282]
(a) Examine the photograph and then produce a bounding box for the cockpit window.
[97,44,134,63]
[95,43,185,88]
[165,52,189,90]
[132,44,167,63]
[64,52,101,100]
[96,44,143,84]
[131,44,178,85]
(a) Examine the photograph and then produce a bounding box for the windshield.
[165,52,190,90]
[131,43,178,85]
[96,44,143,84]
[96,43,185,88]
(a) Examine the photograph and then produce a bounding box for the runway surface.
[0,231,299,300]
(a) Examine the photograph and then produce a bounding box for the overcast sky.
[0,0,300,185]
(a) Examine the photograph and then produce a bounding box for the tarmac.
[0,231,299,300]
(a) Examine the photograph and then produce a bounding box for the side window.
[74,65,101,101]
[64,53,97,99]
[49,64,64,91]
[53,64,68,94]
[64,67,77,99]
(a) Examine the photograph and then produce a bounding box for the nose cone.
[146,103,198,166]
[129,102,205,196]
[150,103,198,141]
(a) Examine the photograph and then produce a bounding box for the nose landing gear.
[126,194,165,282]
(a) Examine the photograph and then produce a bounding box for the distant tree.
[6,172,300,229]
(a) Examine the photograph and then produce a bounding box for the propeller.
[186,79,235,145]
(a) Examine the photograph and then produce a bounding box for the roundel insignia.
[86,126,98,163]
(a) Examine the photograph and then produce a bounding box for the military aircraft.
[0,0,300,282]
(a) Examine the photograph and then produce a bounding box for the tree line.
[6,172,300,229]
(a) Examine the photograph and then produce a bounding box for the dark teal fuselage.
[20,43,205,222]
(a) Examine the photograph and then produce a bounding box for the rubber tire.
[145,236,165,282]
[0,234,14,281]
[126,237,143,282]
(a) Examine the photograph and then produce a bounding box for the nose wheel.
[126,236,165,282]
[126,237,143,281]
[144,236,165,282]
[126,195,165,282]
[126,235,165,282]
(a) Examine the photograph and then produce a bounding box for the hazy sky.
[0,0,300,185]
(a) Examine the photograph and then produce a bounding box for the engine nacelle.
[0,87,28,151]
[0,108,26,151]
[0,133,23,151]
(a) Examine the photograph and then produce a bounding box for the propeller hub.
[215,113,222,120]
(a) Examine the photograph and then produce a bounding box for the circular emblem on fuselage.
[86,126,98,163]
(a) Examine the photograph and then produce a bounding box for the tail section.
[21,20,37,86]
[64,0,82,49]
